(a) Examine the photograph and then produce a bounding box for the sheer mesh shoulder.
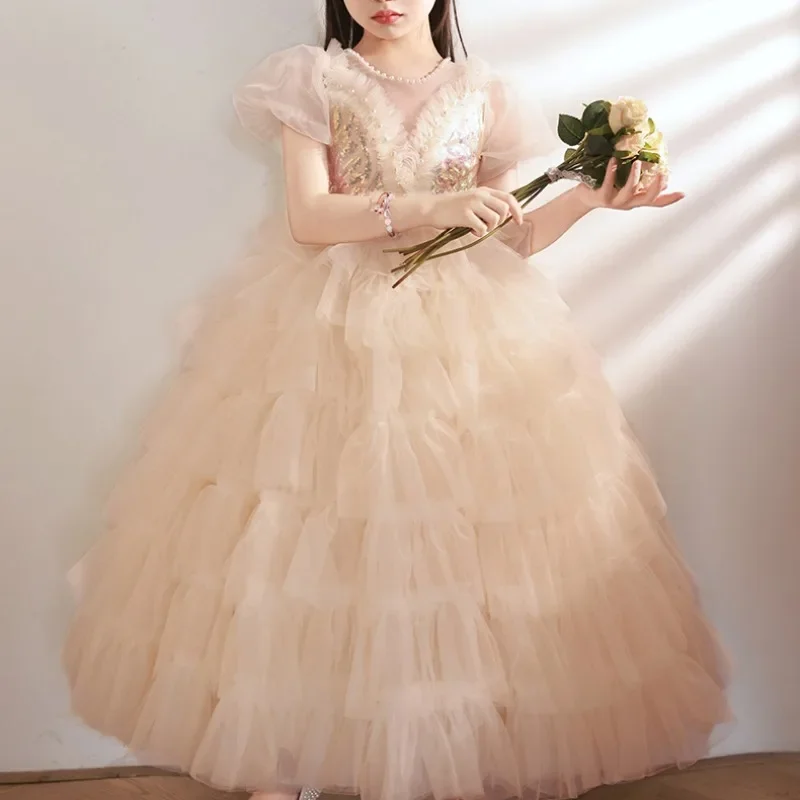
[478,66,552,183]
[234,45,331,145]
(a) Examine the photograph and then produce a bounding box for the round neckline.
[346,49,450,85]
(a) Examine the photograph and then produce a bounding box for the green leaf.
[615,160,633,189]
[558,114,585,146]
[585,163,608,188]
[582,100,610,131]
[588,123,613,137]
[638,150,661,164]
[648,117,656,135]
[614,126,636,140]
[585,134,614,157]
[564,147,579,161]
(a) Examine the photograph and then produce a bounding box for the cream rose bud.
[609,96,649,134]
[616,131,647,154]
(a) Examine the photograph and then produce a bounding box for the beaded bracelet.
[373,191,397,238]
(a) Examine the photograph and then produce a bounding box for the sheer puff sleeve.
[479,71,554,183]
[233,45,331,145]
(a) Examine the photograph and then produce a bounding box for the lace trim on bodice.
[325,52,490,195]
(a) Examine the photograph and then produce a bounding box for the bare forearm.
[524,186,591,255]
[281,125,437,246]
[287,193,435,246]
[282,127,526,247]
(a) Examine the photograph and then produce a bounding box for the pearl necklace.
[348,49,449,84]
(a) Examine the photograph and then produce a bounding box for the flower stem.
[387,152,605,287]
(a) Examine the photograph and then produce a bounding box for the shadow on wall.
[474,1,797,86]
[517,5,799,360]
[576,125,799,357]
[612,11,798,101]
[471,0,699,65]
[565,64,798,306]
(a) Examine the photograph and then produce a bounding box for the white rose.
[609,96,649,134]
[638,160,670,190]
[644,130,668,162]
[647,130,665,152]
[616,131,646,155]
[636,128,669,189]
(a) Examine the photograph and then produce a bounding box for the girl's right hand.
[429,188,524,236]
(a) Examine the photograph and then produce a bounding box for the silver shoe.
[299,789,322,800]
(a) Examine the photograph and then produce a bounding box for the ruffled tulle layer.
[64,224,730,800]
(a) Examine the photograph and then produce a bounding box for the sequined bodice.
[325,54,487,196]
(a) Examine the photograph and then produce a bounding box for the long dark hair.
[324,0,467,60]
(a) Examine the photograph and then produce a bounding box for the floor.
[1,758,799,800]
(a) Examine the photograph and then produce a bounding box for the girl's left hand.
[576,159,685,211]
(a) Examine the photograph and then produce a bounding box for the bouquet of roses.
[390,96,669,288]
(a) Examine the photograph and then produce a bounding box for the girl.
[64,1,731,799]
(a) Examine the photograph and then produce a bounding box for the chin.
[361,22,413,41]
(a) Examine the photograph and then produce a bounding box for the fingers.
[644,172,666,204]
[614,160,641,207]
[600,158,617,203]
[485,188,525,225]
[508,194,525,225]
[630,174,685,209]
[629,172,663,207]
[582,159,684,212]
[474,203,502,231]
[652,191,685,207]
[483,189,525,225]
[466,211,488,237]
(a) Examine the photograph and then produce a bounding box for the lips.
[372,9,402,24]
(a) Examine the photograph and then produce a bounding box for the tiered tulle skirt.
[63,224,730,800]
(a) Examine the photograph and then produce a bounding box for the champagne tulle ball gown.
[63,43,731,800]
